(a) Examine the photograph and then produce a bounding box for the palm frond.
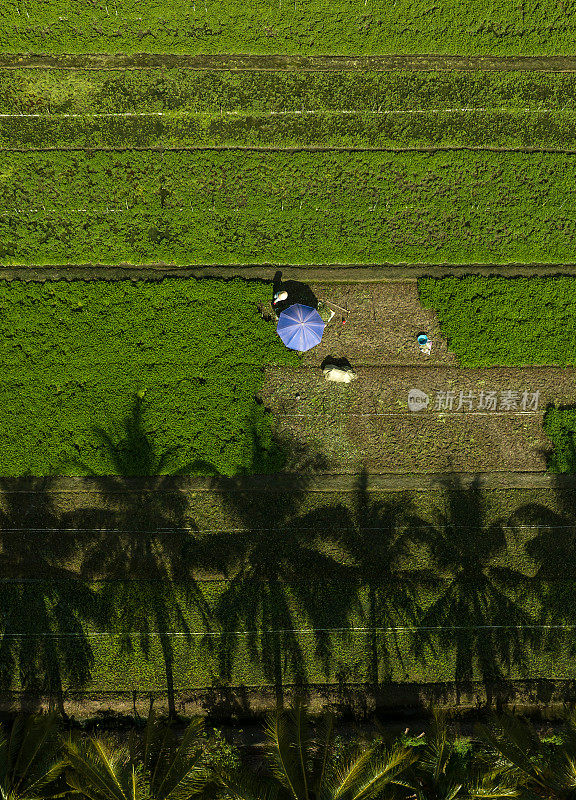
[263,710,307,800]
[310,712,334,797]
[149,715,206,800]
[2,714,64,799]
[64,736,143,800]
[333,744,417,800]
[216,768,285,800]
[475,716,543,784]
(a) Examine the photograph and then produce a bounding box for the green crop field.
[3,0,576,711]
[3,69,576,149]
[418,277,576,367]
[0,278,296,476]
[1,0,576,55]
[5,482,576,694]
[3,150,576,264]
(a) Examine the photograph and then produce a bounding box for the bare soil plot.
[297,282,457,366]
[262,282,576,474]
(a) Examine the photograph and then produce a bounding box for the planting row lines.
[6,110,576,148]
[1,0,575,55]
[4,69,576,116]
[1,149,576,264]
[5,573,576,691]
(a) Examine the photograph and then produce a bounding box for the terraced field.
[4,13,576,716]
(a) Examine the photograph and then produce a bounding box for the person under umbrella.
[276,304,325,352]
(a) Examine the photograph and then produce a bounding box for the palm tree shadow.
[512,475,576,669]
[203,428,350,706]
[0,475,101,715]
[409,476,539,706]
[330,468,434,692]
[69,395,217,719]
[240,400,329,476]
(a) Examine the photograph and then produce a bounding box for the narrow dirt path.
[2,264,576,282]
[0,471,572,497]
[3,54,576,71]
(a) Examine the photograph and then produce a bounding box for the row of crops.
[1,0,575,54]
[10,611,576,691]
[4,69,576,148]
[6,474,576,693]
[4,69,576,264]
[2,149,576,263]
[5,69,576,115]
[7,109,576,149]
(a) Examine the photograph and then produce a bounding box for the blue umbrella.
[276,304,325,351]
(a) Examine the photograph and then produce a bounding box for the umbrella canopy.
[276,304,325,351]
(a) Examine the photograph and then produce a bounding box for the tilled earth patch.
[263,366,576,473]
[262,280,576,474]
[285,281,456,366]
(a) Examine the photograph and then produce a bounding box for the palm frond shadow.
[329,468,435,690]
[201,430,349,705]
[512,481,576,665]
[0,475,102,715]
[407,476,540,705]
[65,396,217,719]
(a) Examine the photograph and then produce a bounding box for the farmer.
[417,333,432,355]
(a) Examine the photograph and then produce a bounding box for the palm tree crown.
[218,704,416,800]
[64,712,208,800]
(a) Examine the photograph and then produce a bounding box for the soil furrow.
[0,472,571,494]
[3,54,576,71]
[2,265,576,282]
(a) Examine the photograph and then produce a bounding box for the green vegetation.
[8,708,576,800]
[543,407,576,473]
[4,70,576,148]
[4,69,576,115]
[1,0,576,54]
[5,708,568,800]
[4,150,576,264]
[7,109,576,149]
[418,276,576,366]
[65,713,209,799]
[10,578,575,691]
[4,474,576,695]
[0,278,295,476]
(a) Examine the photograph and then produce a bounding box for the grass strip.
[3,577,576,690]
[543,408,576,473]
[5,70,576,116]
[418,277,576,366]
[3,150,576,264]
[5,481,576,691]
[1,1,576,55]
[0,278,296,476]
[7,110,576,149]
